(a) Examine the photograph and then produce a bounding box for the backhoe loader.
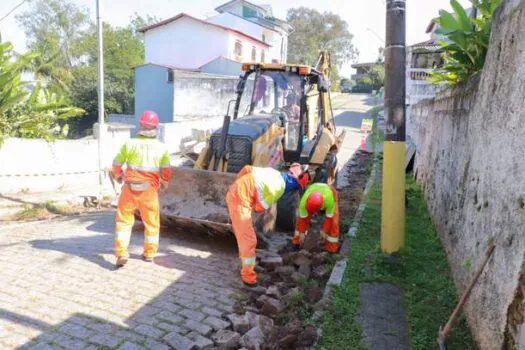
[159,51,345,236]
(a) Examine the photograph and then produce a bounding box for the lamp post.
[96,0,105,199]
[381,0,406,253]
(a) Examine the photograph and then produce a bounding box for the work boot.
[285,242,300,252]
[116,256,128,268]
[242,282,267,294]
[142,255,154,262]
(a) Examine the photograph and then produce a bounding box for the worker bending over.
[293,182,340,253]
[226,164,310,288]
[112,110,172,268]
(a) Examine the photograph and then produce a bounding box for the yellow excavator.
[158,51,345,236]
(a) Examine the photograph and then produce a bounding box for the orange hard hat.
[305,191,323,213]
[139,110,159,128]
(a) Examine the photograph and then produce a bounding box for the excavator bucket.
[159,167,236,237]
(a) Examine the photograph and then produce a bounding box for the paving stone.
[157,322,187,334]
[87,322,118,333]
[118,341,148,350]
[144,337,170,350]
[179,309,206,322]
[226,314,250,335]
[134,324,164,339]
[58,323,94,339]
[239,327,265,350]
[156,310,184,324]
[211,329,241,350]
[27,342,55,350]
[153,301,182,313]
[52,334,90,349]
[183,319,213,336]
[89,332,121,348]
[164,331,197,350]
[186,331,214,349]
[202,306,223,318]
[203,316,230,331]
[115,330,146,343]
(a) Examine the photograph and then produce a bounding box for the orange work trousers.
[115,184,160,259]
[293,187,340,253]
[226,168,265,285]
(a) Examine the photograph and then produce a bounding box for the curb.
[312,151,380,343]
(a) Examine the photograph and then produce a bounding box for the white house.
[207,0,292,64]
[139,13,270,71]
[138,0,292,75]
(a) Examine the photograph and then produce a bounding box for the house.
[138,0,292,76]
[138,13,271,75]
[207,0,292,64]
[351,62,379,82]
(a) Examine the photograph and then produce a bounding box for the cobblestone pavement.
[0,212,241,349]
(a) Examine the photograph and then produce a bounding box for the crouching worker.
[112,110,172,268]
[226,164,310,288]
[293,183,340,253]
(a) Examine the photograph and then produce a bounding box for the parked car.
[341,85,352,93]
[351,84,374,93]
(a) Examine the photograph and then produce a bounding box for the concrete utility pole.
[381,0,406,253]
[96,0,105,197]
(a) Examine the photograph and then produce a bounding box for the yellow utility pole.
[381,0,406,253]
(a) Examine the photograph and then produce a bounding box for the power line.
[0,0,29,23]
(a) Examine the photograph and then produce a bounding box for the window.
[251,47,257,61]
[167,70,174,83]
[262,34,266,42]
[261,50,265,63]
[234,40,243,59]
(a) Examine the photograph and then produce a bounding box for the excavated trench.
[228,150,375,349]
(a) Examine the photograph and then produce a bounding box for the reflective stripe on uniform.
[113,160,123,166]
[241,256,256,266]
[115,231,131,240]
[325,235,339,243]
[144,235,159,243]
[326,213,334,218]
[128,164,160,172]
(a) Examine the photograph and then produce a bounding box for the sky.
[0,0,470,76]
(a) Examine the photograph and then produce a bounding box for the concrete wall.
[200,57,242,76]
[0,125,130,194]
[408,1,525,348]
[135,64,175,124]
[173,71,238,119]
[144,16,230,69]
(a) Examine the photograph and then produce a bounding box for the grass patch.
[318,173,474,349]
[12,200,81,220]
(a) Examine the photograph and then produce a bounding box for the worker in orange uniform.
[292,182,340,253]
[112,110,172,268]
[226,164,310,288]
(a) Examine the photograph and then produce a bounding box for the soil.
[233,150,375,349]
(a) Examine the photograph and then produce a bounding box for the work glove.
[160,181,168,191]
[115,176,123,184]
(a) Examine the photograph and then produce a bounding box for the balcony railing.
[406,68,443,104]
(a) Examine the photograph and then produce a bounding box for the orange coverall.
[226,166,291,285]
[293,185,340,253]
[112,136,172,259]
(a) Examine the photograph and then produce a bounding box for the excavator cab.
[159,52,345,234]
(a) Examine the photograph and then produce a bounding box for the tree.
[67,15,155,136]
[16,0,90,94]
[357,64,385,90]
[429,0,502,85]
[286,8,358,88]
[0,42,84,144]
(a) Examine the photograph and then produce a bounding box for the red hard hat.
[305,191,323,213]
[139,110,159,128]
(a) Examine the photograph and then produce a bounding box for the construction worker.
[226,164,310,288]
[112,110,172,268]
[292,182,340,253]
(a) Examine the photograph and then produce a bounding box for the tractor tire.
[275,190,300,232]
[314,151,338,184]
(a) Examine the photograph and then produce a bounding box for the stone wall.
[409,1,525,348]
